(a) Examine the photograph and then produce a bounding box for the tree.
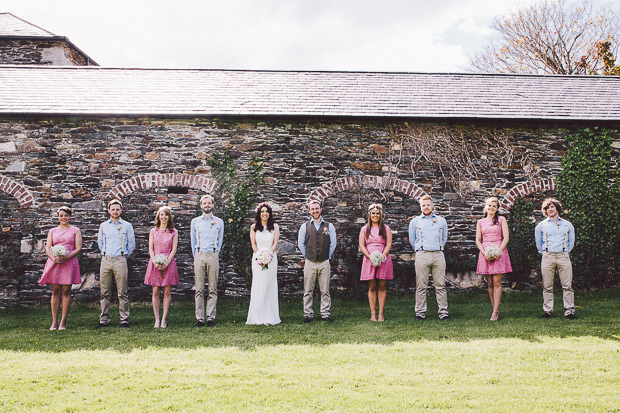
[469,0,620,75]
[596,40,620,75]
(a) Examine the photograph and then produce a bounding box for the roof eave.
[0,110,618,123]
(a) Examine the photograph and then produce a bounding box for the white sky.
[0,0,616,72]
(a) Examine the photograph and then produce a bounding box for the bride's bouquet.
[369,250,386,267]
[256,249,274,271]
[153,254,169,277]
[484,246,501,261]
[51,245,67,263]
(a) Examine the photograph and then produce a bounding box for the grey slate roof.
[0,65,619,120]
[0,13,55,37]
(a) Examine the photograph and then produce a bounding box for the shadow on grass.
[1,289,619,352]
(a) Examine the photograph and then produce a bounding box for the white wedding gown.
[246,229,281,325]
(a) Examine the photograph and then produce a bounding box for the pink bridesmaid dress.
[38,226,82,285]
[144,228,179,286]
[360,225,394,281]
[476,216,513,274]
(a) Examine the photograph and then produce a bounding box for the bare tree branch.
[469,0,620,75]
[388,124,539,199]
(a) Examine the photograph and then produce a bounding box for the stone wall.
[0,116,617,306]
[0,39,93,66]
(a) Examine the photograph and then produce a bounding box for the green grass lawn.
[1,289,620,412]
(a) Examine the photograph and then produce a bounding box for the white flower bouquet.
[484,246,501,261]
[369,250,386,267]
[256,249,274,271]
[51,245,67,258]
[153,254,169,277]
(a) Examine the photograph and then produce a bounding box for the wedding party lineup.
[39,194,576,330]
[2,5,620,410]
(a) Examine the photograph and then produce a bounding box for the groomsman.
[298,200,337,323]
[191,194,224,327]
[95,199,136,328]
[408,195,449,320]
[535,198,576,320]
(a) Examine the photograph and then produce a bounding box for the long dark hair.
[483,197,500,226]
[365,204,387,240]
[154,206,175,231]
[254,203,275,232]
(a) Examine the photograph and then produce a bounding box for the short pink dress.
[360,225,394,281]
[38,226,82,285]
[144,228,179,286]
[476,217,513,275]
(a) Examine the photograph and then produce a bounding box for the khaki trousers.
[99,256,130,324]
[541,252,574,316]
[194,251,219,322]
[303,259,331,319]
[414,251,448,317]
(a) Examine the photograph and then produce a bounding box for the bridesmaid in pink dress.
[38,206,82,330]
[144,206,179,328]
[476,197,512,321]
[359,203,393,322]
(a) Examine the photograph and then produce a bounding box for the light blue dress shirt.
[297,219,337,259]
[97,218,136,257]
[535,217,575,253]
[190,214,224,256]
[408,214,448,251]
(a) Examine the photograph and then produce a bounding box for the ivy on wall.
[207,152,264,284]
[507,198,539,288]
[557,127,620,288]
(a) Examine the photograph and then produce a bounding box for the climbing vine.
[206,151,264,284]
[557,127,620,288]
[388,123,538,198]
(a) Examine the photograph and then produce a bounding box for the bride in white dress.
[247,203,281,325]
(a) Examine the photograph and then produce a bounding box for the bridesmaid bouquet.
[153,254,169,277]
[51,245,67,264]
[484,246,501,261]
[256,250,274,271]
[369,251,386,267]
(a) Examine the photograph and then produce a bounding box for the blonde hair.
[483,197,500,225]
[419,194,432,203]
